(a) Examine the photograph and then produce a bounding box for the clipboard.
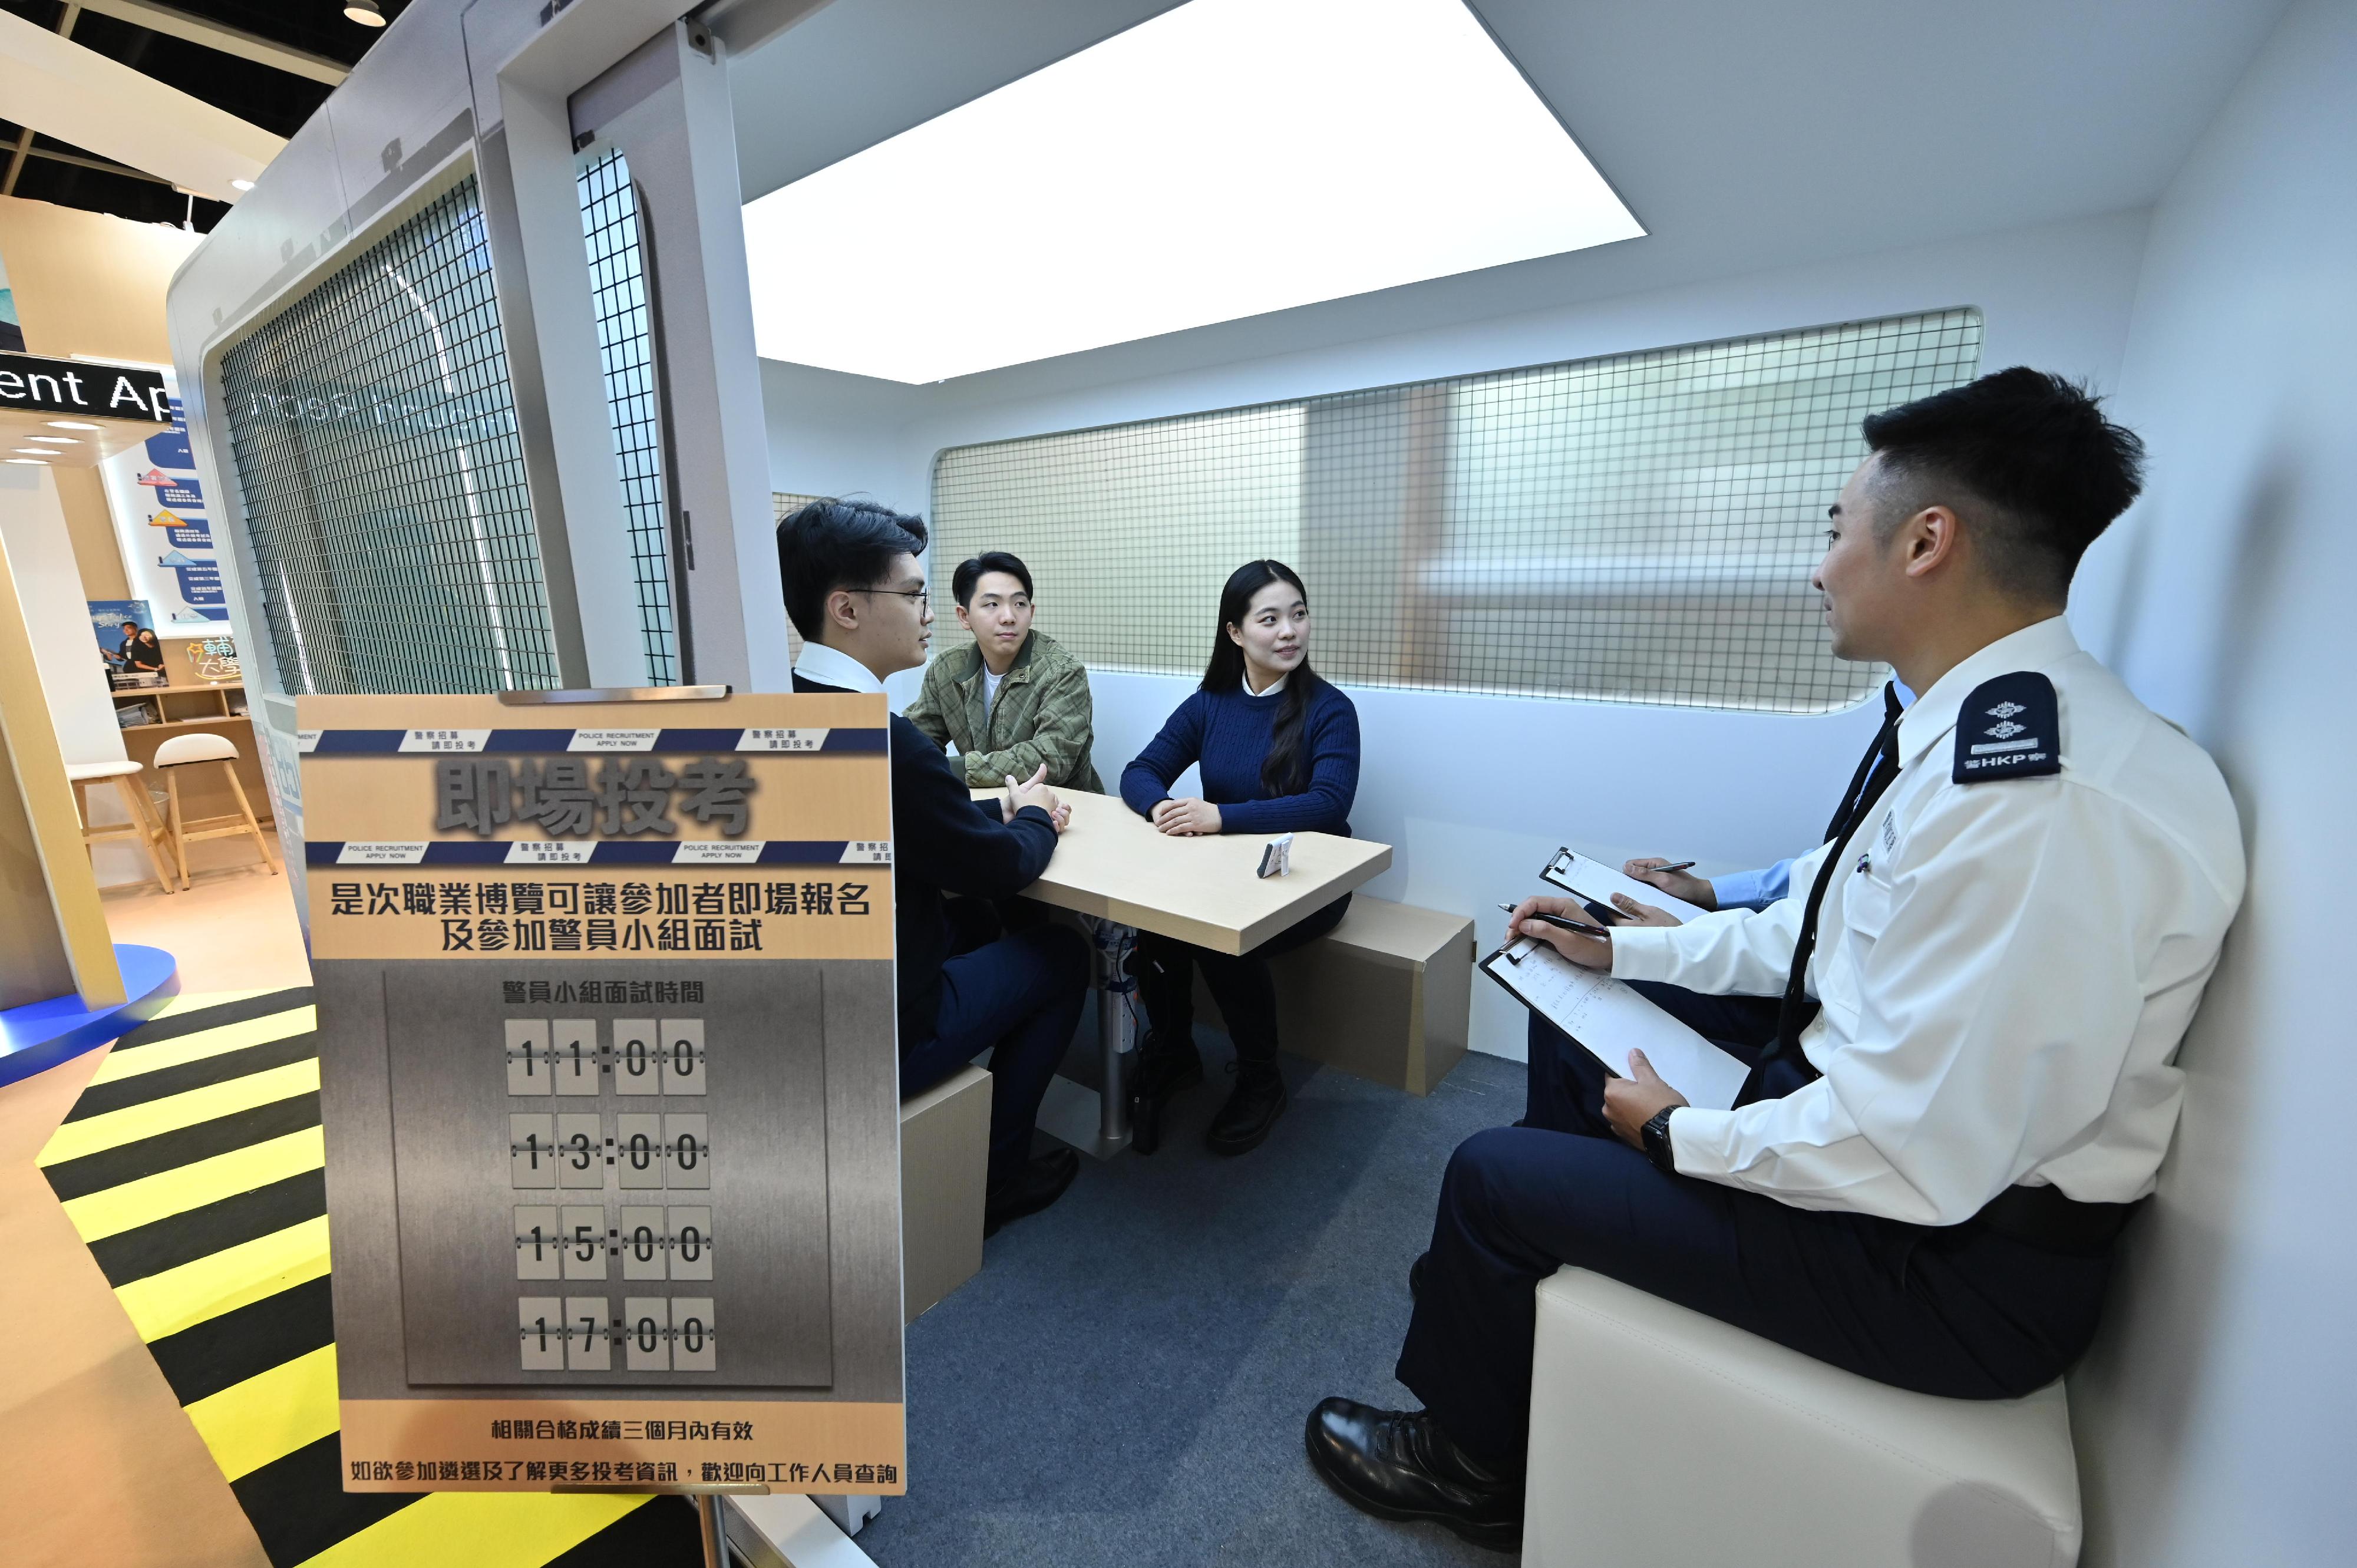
[1480,938,1751,1111]
[1541,846,1711,924]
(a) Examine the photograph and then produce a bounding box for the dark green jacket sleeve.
[956,659,1101,791]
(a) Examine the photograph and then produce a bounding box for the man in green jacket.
[907,552,1105,794]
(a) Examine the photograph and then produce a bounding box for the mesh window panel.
[932,308,1983,714]
[220,178,560,695]
[580,147,678,685]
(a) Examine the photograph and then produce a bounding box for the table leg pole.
[1095,933,1131,1148]
[1097,982,1129,1147]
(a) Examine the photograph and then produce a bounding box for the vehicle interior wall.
[118,0,2339,1559]
[760,205,2153,1061]
[2061,1,2355,1562]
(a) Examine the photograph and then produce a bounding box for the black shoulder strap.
[1953,672,2061,784]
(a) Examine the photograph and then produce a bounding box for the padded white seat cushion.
[1524,1267,2081,1568]
[66,760,142,781]
[154,732,240,767]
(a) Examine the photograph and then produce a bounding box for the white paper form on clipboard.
[1481,938,1752,1111]
[1541,847,1712,924]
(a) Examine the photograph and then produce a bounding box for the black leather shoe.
[983,1147,1078,1237]
[1127,1032,1202,1157]
[1203,1064,1286,1156]
[1303,1397,1522,1551]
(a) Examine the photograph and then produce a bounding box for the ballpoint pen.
[1498,903,1612,938]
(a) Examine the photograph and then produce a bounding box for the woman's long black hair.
[1203,559,1322,797]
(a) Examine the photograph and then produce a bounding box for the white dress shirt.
[1612,617,2245,1226]
[791,640,886,695]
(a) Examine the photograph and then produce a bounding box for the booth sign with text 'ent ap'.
[298,691,906,1495]
[0,353,170,421]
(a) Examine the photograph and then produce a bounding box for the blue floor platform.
[0,945,179,1087]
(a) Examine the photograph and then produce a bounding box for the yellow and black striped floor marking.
[38,988,705,1567]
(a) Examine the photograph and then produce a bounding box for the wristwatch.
[1640,1106,1679,1176]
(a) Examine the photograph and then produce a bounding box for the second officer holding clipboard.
[1300,368,2247,1552]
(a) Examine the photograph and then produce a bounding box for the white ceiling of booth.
[740,0,1643,384]
[728,0,2290,388]
[731,0,1190,202]
[1473,0,2290,286]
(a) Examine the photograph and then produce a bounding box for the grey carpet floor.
[857,1036,1529,1567]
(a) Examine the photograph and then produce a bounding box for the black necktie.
[1763,682,1906,1068]
[1821,680,1907,843]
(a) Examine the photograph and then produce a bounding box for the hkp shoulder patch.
[1953,671,2061,783]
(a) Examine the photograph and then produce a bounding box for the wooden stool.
[152,732,278,890]
[65,760,176,895]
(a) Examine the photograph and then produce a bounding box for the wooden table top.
[972,787,1391,955]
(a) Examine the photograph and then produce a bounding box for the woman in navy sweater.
[1120,560,1361,1156]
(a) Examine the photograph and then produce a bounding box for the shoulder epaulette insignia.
[1953,671,2061,783]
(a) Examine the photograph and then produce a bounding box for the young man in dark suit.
[778,499,1088,1234]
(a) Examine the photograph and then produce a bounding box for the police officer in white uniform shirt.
[1304,368,2246,1552]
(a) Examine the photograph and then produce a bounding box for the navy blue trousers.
[1395,989,2117,1470]
[902,923,1088,1191]
[1134,894,1352,1067]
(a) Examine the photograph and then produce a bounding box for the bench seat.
[899,1065,991,1321]
[1525,1266,2082,1566]
[1194,895,1475,1095]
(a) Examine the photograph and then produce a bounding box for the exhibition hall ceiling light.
[28,435,77,444]
[47,420,100,430]
[741,0,1642,384]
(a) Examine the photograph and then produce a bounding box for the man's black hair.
[775,499,928,642]
[952,552,1034,607]
[1861,366,2145,603]
[120,621,137,630]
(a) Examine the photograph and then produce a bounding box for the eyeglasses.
[849,585,929,605]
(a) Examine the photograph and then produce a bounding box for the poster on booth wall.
[96,373,229,632]
[298,690,906,1496]
[88,598,157,676]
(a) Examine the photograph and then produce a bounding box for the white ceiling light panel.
[740,0,1642,384]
